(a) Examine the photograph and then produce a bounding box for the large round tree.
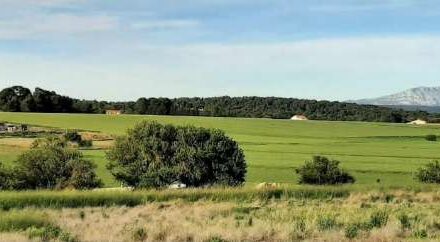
[106,121,246,188]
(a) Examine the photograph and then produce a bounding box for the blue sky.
[1,0,440,101]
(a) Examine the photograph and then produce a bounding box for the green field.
[1,112,440,187]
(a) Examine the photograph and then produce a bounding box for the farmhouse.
[290,115,308,121]
[106,109,122,116]
[408,119,427,125]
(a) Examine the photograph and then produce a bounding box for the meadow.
[1,112,440,187]
[3,112,440,241]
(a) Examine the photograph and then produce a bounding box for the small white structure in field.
[256,182,280,190]
[290,115,308,121]
[168,182,187,189]
[408,119,427,125]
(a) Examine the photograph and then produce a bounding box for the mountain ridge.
[350,86,440,106]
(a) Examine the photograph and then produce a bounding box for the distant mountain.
[350,86,440,106]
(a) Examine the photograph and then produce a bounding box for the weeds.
[369,210,389,228]
[132,227,148,241]
[398,213,411,231]
[317,214,338,231]
[345,223,360,239]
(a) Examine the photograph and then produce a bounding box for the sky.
[1,0,440,101]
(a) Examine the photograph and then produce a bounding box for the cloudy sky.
[1,0,440,101]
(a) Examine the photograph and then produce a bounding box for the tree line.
[0,85,431,123]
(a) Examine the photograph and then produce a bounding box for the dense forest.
[0,86,431,123]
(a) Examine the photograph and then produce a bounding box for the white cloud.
[0,13,118,39]
[1,36,440,100]
[131,19,200,30]
[0,0,82,7]
[308,1,414,13]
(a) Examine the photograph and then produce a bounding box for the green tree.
[0,86,33,112]
[13,137,101,190]
[295,156,355,185]
[106,121,246,188]
[134,98,149,114]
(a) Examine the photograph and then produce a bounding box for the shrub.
[106,121,246,188]
[295,156,355,185]
[415,160,440,184]
[0,163,12,190]
[12,137,102,190]
[64,131,82,143]
[78,139,93,148]
[425,134,437,142]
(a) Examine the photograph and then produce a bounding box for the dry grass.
[3,190,440,241]
[0,138,35,148]
[0,233,32,242]
[23,191,440,241]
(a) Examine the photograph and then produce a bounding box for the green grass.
[0,211,50,232]
[1,112,440,187]
[0,187,350,210]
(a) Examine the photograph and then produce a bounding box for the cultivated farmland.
[2,112,440,241]
[1,112,440,187]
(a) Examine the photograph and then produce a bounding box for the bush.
[64,131,82,143]
[0,163,12,190]
[425,134,437,142]
[107,121,246,188]
[78,139,93,148]
[12,137,102,190]
[295,156,355,185]
[415,160,440,184]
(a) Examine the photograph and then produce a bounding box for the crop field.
[1,112,440,187]
[2,112,440,241]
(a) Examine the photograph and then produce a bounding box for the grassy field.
[2,112,440,241]
[1,112,440,187]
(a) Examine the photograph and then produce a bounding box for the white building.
[290,115,308,121]
[408,119,427,125]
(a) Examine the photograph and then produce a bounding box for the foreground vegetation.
[2,187,440,241]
